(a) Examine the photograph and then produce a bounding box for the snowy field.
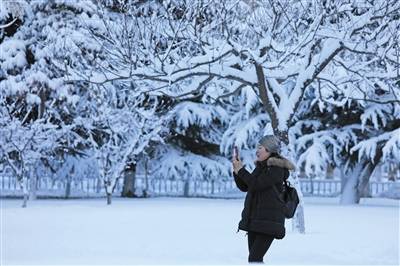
[1,196,399,265]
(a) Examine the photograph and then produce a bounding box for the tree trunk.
[22,193,28,208]
[105,180,112,205]
[29,171,37,200]
[183,180,190,197]
[96,178,102,193]
[358,163,375,198]
[121,163,137,197]
[326,164,334,180]
[106,193,112,205]
[372,163,381,182]
[65,176,71,199]
[340,151,382,204]
[38,88,46,119]
[292,204,306,233]
[290,173,306,233]
[340,163,362,204]
[143,158,149,197]
[340,162,375,203]
[21,176,28,208]
[339,167,346,193]
[388,162,398,181]
[65,165,75,199]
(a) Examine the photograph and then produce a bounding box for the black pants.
[247,231,274,263]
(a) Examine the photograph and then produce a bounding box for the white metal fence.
[1,175,398,198]
[0,175,238,198]
[298,179,397,197]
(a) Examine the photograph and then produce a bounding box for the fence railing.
[299,179,342,196]
[299,179,399,197]
[0,175,397,198]
[0,175,239,198]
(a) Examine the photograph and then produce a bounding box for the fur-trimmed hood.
[267,157,296,170]
[256,156,296,171]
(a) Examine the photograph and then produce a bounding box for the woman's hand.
[232,156,244,175]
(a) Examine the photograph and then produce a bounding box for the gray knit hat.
[258,135,281,153]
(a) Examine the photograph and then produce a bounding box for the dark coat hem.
[238,219,286,239]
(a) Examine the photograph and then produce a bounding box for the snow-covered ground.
[1,196,399,265]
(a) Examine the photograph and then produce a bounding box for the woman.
[232,135,295,263]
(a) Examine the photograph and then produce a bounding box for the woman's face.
[256,144,270,161]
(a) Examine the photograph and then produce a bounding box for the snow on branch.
[0,17,17,29]
[350,128,400,162]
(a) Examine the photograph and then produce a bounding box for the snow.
[0,39,27,71]
[297,141,330,177]
[293,125,361,176]
[0,18,18,29]
[152,146,231,181]
[360,104,390,131]
[1,197,398,265]
[243,86,259,119]
[220,112,266,156]
[53,0,97,14]
[277,39,342,132]
[173,102,228,128]
[0,0,28,21]
[381,128,400,161]
[0,77,22,95]
[351,128,400,162]
[26,93,41,105]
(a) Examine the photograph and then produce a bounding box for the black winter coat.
[233,155,295,239]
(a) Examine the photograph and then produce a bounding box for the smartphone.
[234,146,239,161]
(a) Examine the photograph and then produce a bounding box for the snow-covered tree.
[53,1,235,197]
[291,88,399,204]
[0,0,101,205]
[290,0,400,203]
[69,0,396,233]
[87,85,164,204]
[1,0,398,219]
[1,0,171,205]
[149,100,231,187]
[0,117,56,207]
